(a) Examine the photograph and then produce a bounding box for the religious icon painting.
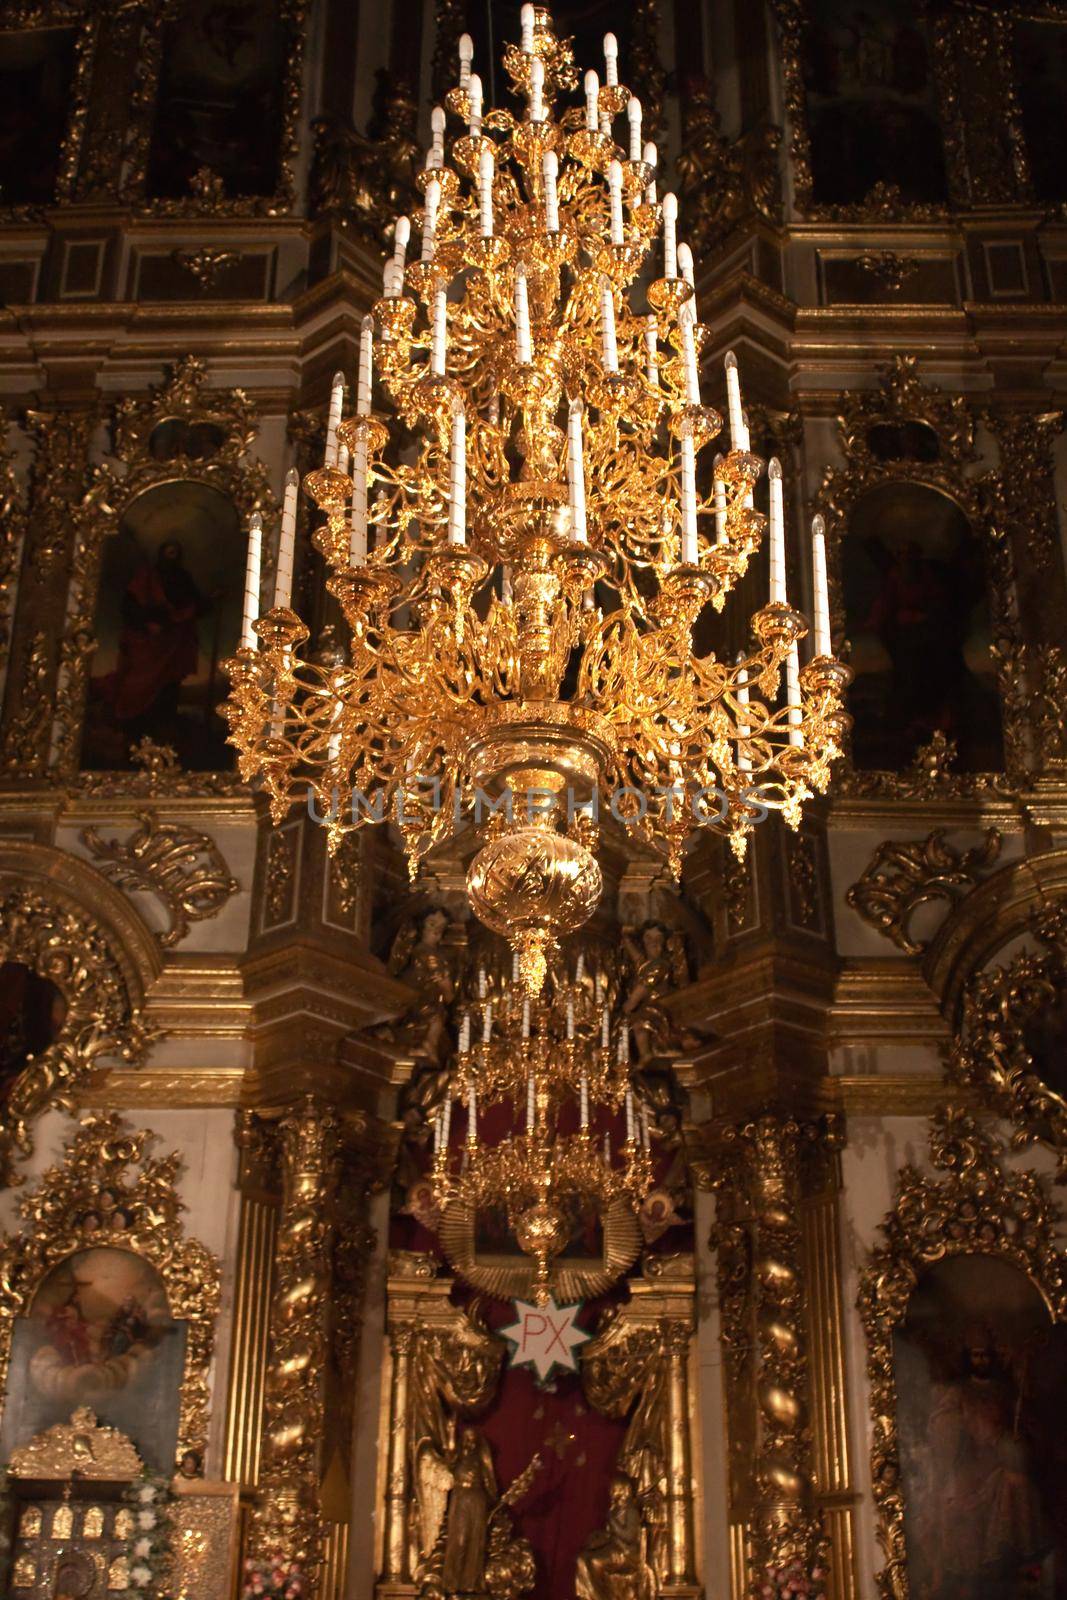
[0,27,78,208]
[80,480,244,772]
[0,1247,186,1474]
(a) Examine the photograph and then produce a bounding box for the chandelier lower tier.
[224,3,851,990]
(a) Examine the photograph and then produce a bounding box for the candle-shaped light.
[627,96,642,162]
[644,315,659,386]
[458,1010,471,1052]
[643,141,657,203]
[511,949,520,982]
[529,55,545,122]
[604,31,619,86]
[478,965,487,1000]
[522,996,531,1038]
[478,143,494,237]
[526,1073,536,1132]
[599,278,619,373]
[458,31,473,88]
[521,2,535,51]
[680,437,698,565]
[607,158,625,246]
[354,314,374,417]
[567,399,587,541]
[441,1094,452,1148]
[625,1089,635,1143]
[514,265,533,364]
[382,257,399,299]
[736,658,752,773]
[434,1107,443,1155]
[467,1076,477,1146]
[468,72,483,138]
[786,640,803,746]
[431,285,448,377]
[421,176,440,263]
[724,350,750,452]
[768,457,787,606]
[580,1071,589,1129]
[601,1004,610,1048]
[713,458,727,545]
[482,1000,493,1043]
[662,191,678,279]
[240,512,262,648]
[575,953,585,983]
[324,370,344,466]
[640,1102,650,1148]
[618,1028,630,1065]
[566,997,575,1039]
[429,106,445,170]
[273,468,299,608]
[448,400,466,545]
[392,214,410,280]
[584,69,599,132]
[543,150,560,231]
[812,514,831,657]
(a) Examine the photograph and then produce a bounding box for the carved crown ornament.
[50,357,277,786]
[858,1106,1067,1600]
[0,1112,221,1461]
[0,840,161,1183]
[81,808,239,948]
[846,827,1002,955]
[948,899,1067,1177]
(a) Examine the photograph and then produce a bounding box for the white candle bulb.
[431,286,448,377]
[482,1000,493,1043]
[812,514,831,657]
[786,641,803,747]
[543,149,559,231]
[337,441,349,478]
[526,1074,535,1131]
[529,56,545,122]
[680,436,698,565]
[434,1107,443,1154]
[274,468,299,609]
[601,1004,610,1048]
[430,106,445,170]
[575,953,585,982]
[580,1072,589,1129]
[627,96,642,162]
[514,266,533,364]
[393,214,410,272]
[522,996,531,1038]
[724,351,750,453]
[468,72,483,138]
[584,69,599,132]
[449,401,466,545]
[599,279,619,373]
[595,971,603,1004]
[713,459,727,545]
[618,1028,629,1064]
[643,141,658,202]
[677,241,697,324]
[567,399,587,542]
[422,177,440,263]
[625,1089,635,1143]
[458,32,473,88]
[240,512,263,649]
[736,659,752,773]
[382,257,398,298]
[512,949,520,981]
[608,158,625,246]
[478,143,494,237]
[641,1102,650,1148]
[604,32,619,86]
[478,966,487,999]
[442,1094,452,1147]
[459,1010,471,1052]
[467,1076,477,1145]
[566,998,575,1039]
[521,3,535,52]
[324,370,344,467]
[644,315,659,386]
[768,457,787,606]
[662,191,678,279]
[356,314,373,416]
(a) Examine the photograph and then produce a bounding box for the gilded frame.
[121,0,309,217]
[52,356,276,786]
[948,899,1067,1178]
[0,0,97,222]
[0,1112,221,1464]
[858,1106,1067,1600]
[813,356,1025,798]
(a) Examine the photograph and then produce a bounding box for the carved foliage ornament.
[0,881,156,1180]
[948,900,1067,1177]
[8,1406,143,1480]
[858,1107,1067,1600]
[81,809,239,947]
[0,1113,221,1459]
[54,356,276,783]
[846,827,1002,955]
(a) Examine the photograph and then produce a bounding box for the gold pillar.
[710,1116,829,1599]
[663,1318,697,1587]
[251,1094,339,1584]
[383,1322,415,1584]
[224,1113,279,1488]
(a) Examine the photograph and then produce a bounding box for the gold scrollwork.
[8,1407,144,1480]
[0,1113,221,1460]
[948,899,1067,1175]
[858,1106,1067,1600]
[81,808,239,948]
[846,827,1002,954]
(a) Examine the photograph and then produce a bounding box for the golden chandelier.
[225,4,850,990]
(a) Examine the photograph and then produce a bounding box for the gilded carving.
[417,1430,538,1600]
[675,79,781,253]
[0,1113,220,1459]
[8,1408,143,1481]
[0,409,27,676]
[575,1475,656,1600]
[858,1107,1067,1600]
[846,828,1002,955]
[948,901,1067,1176]
[783,831,821,932]
[309,73,420,241]
[75,738,246,798]
[262,824,299,929]
[81,809,239,948]
[0,881,156,1181]
[853,253,921,294]
[172,248,240,290]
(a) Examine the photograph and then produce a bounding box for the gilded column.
[662,1318,697,1586]
[223,1112,280,1488]
[251,1095,339,1584]
[711,1116,829,1600]
[383,1323,415,1583]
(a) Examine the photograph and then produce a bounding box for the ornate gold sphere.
[466,826,603,993]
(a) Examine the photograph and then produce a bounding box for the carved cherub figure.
[386,907,457,1065]
[620,923,691,1063]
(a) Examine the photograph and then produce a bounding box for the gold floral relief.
[0,1113,221,1464]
